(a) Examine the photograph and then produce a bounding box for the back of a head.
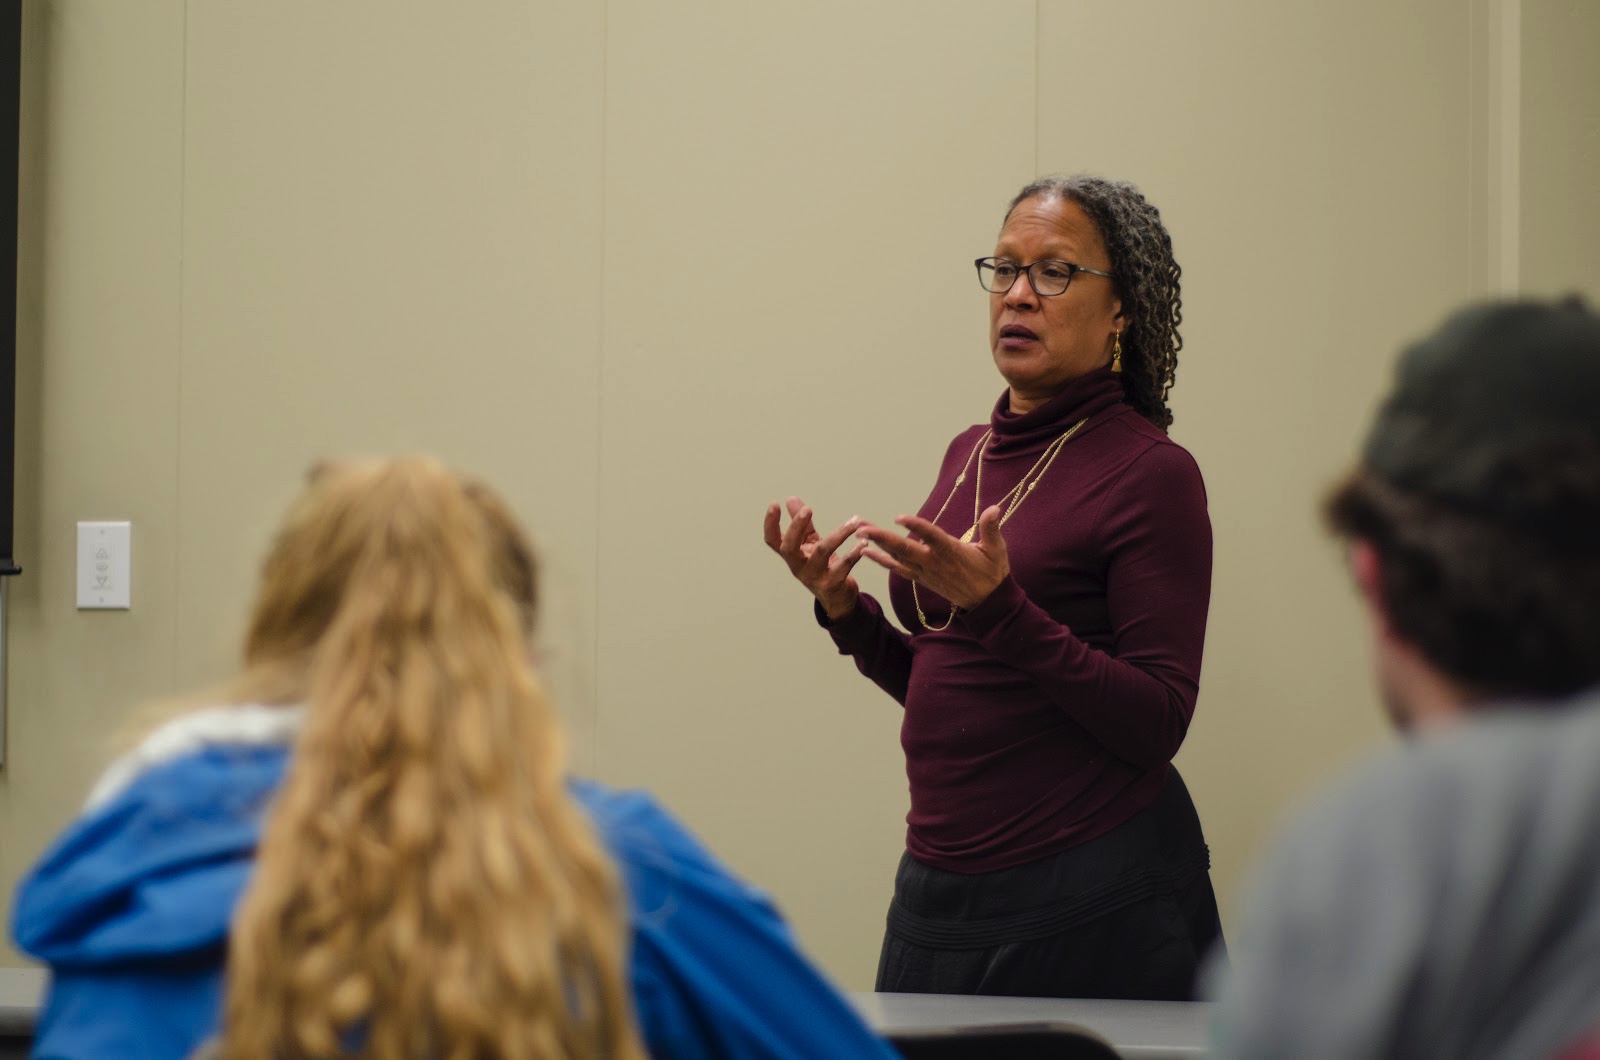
[220,458,644,1059]
[1327,298,1600,702]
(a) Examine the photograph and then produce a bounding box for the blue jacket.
[11,708,895,1059]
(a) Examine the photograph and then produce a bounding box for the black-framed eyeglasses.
[975,257,1114,297]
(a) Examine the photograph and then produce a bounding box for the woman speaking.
[765,175,1221,1000]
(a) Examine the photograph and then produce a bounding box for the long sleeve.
[29,970,223,1060]
[814,424,992,708]
[1205,750,1435,1060]
[957,442,1211,768]
[589,785,899,1060]
[816,594,914,705]
[627,863,898,1060]
[1211,699,1600,1060]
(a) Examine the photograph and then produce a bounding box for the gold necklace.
[967,416,1090,539]
[912,417,1090,631]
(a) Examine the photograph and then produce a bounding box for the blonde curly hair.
[218,458,644,1059]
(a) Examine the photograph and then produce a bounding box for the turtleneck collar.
[988,367,1128,457]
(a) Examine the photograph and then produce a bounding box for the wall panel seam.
[172,0,189,691]
[592,0,610,778]
[1499,0,1521,293]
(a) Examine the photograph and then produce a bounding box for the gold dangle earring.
[1111,332,1124,373]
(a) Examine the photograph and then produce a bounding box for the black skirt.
[876,767,1223,1000]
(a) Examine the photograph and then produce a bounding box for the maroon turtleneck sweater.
[821,368,1212,874]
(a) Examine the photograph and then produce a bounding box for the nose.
[1002,269,1038,311]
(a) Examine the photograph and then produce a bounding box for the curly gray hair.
[1006,175,1184,430]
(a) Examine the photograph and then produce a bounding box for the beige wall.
[3,0,186,945]
[2,0,1593,988]
[1521,0,1600,299]
[1036,0,1479,923]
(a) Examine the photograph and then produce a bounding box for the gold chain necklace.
[912,416,1090,631]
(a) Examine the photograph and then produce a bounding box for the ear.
[1348,539,1392,634]
[1107,299,1126,356]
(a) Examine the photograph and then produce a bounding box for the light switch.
[77,521,131,610]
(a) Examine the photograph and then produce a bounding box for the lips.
[999,324,1039,342]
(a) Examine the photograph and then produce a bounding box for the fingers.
[835,539,868,574]
[786,496,805,519]
[854,523,901,557]
[809,516,864,570]
[780,504,815,557]
[762,502,784,552]
[857,524,930,568]
[975,504,1004,548]
[859,545,914,580]
[896,514,954,547]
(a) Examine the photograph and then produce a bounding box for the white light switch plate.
[77,521,131,610]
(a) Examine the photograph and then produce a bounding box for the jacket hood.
[11,706,301,969]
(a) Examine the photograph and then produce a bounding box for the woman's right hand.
[763,497,866,621]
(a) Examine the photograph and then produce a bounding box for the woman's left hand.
[857,504,1010,611]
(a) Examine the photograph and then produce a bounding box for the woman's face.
[988,195,1123,409]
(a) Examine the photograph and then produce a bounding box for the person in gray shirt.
[1207,298,1600,1060]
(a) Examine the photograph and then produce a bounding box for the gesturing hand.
[763,496,867,621]
[857,505,1009,611]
